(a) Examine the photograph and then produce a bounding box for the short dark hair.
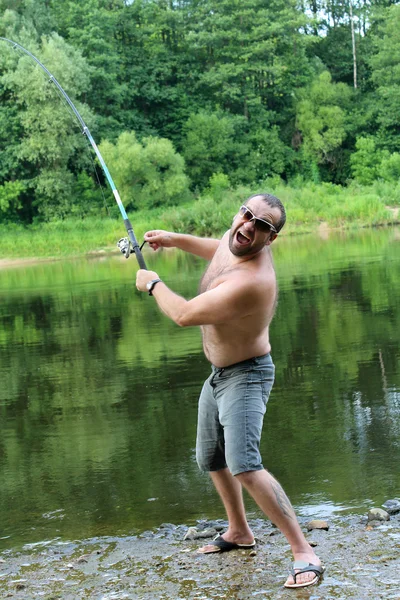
[245,193,286,233]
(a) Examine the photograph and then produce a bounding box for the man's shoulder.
[222,265,275,296]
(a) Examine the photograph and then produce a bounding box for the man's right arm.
[144,230,220,261]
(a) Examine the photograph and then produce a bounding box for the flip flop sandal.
[197,534,256,554]
[284,560,325,588]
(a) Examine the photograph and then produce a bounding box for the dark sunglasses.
[239,205,277,234]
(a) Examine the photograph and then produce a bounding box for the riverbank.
[0,180,399,260]
[0,510,399,599]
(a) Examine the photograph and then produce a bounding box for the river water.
[1,227,399,550]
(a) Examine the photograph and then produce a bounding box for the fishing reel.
[117,237,146,259]
[117,237,132,258]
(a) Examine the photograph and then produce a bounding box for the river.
[0,227,399,551]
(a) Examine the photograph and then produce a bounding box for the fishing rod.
[0,36,147,269]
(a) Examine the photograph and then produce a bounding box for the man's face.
[228,196,280,257]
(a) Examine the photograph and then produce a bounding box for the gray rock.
[183,527,198,540]
[367,508,390,522]
[382,499,400,515]
[192,528,218,540]
[159,523,176,530]
[366,520,382,529]
[184,525,218,541]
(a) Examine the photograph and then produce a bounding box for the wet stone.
[196,519,225,531]
[368,508,390,522]
[306,520,329,531]
[185,527,218,540]
[382,499,400,515]
[193,528,218,539]
[159,523,176,531]
[75,555,89,564]
[15,583,26,591]
[183,527,198,540]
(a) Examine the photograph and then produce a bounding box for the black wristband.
[147,278,162,296]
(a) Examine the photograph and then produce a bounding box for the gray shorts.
[196,354,275,476]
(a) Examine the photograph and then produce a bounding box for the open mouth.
[236,231,251,245]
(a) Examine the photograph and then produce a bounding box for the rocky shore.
[0,503,399,599]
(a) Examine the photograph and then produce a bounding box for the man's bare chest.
[199,257,239,293]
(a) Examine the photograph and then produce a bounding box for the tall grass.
[163,179,399,236]
[0,180,399,259]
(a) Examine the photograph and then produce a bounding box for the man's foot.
[197,532,255,554]
[284,555,324,588]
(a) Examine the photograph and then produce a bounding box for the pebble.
[76,554,90,564]
[306,520,329,531]
[15,583,26,591]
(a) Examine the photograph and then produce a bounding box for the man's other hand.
[136,270,160,292]
[144,230,175,251]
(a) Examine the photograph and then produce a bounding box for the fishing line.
[44,74,112,219]
[0,36,146,268]
[52,88,112,219]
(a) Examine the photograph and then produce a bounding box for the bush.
[99,131,191,211]
[379,153,400,182]
[350,137,382,185]
[0,180,25,219]
[206,173,231,201]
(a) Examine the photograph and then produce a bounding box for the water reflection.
[0,228,399,550]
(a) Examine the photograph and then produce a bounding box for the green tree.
[350,136,383,184]
[0,180,25,220]
[99,131,191,210]
[1,20,97,220]
[187,0,312,119]
[379,152,400,183]
[368,4,400,152]
[295,71,353,179]
[182,111,251,189]
[48,0,126,141]
[183,110,288,190]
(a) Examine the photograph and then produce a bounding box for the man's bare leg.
[236,469,321,587]
[197,468,254,553]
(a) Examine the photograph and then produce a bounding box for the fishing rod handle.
[124,220,147,270]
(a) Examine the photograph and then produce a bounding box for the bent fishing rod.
[0,37,146,269]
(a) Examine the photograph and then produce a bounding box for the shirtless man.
[136,193,323,589]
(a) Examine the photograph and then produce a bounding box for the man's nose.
[243,219,256,232]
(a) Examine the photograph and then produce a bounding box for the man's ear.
[265,233,278,246]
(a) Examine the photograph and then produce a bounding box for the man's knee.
[235,468,264,485]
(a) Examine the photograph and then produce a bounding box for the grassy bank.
[1,180,399,259]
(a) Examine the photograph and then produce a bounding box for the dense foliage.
[0,0,400,224]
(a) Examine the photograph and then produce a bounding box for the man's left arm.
[136,269,265,326]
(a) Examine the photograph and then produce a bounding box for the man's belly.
[201,326,271,368]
